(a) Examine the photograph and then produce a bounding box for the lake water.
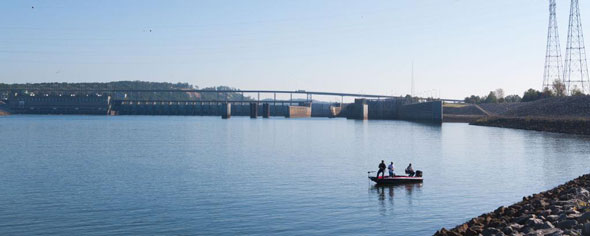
[1,115,589,235]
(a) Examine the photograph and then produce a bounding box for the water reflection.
[370,183,423,202]
[369,183,423,216]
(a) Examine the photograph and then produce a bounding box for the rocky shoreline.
[435,174,590,236]
[471,117,590,135]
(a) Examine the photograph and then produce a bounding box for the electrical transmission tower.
[563,0,590,94]
[543,0,563,91]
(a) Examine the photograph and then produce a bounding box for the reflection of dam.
[3,90,449,123]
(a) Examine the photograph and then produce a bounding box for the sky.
[0,0,586,99]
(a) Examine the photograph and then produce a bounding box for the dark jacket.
[379,163,386,170]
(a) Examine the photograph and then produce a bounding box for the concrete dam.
[4,95,443,123]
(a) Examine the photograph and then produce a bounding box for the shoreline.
[434,174,590,236]
[470,117,590,135]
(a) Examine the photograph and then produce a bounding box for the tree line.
[464,80,585,104]
[0,81,252,101]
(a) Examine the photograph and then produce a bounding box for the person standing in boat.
[377,160,386,178]
[388,162,395,177]
[405,163,415,177]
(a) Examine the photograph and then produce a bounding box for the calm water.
[1,115,589,235]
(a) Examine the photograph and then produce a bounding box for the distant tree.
[541,87,554,99]
[494,88,505,102]
[464,95,482,104]
[552,79,566,96]
[484,91,497,103]
[504,94,522,103]
[522,88,542,102]
[571,87,584,96]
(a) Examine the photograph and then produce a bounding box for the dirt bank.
[435,174,590,236]
[443,104,487,122]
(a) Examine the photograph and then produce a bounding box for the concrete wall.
[367,99,398,119]
[346,99,369,120]
[287,105,311,118]
[311,103,337,117]
[398,101,443,123]
[112,102,292,117]
[329,106,342,118]
[8,95,110,115]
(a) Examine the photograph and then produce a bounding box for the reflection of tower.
[543,0,563,91]
[563,0,590,94]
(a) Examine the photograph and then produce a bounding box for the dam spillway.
[4,95,443,123]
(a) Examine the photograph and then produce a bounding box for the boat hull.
[369,176,423,185]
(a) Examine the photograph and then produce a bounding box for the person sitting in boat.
[405,163,415,177]
[377,160,386,178]
[388,162,395,177]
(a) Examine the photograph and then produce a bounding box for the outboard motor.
[415,170,423,177]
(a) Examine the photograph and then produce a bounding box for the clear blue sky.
[0,0,586,99]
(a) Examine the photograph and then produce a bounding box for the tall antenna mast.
[411,61,415,97]
[563,0,590,94]
[543,0,563,91]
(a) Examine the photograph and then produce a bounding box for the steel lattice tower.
[563,0,590,94]
[543,0,563,90]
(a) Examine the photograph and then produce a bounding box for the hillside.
[479,96,590,118]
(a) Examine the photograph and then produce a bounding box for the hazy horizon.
[1,0,587,99]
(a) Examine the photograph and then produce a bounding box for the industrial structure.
[544,0,590,94]
[563,0,590,94]
[0,89,449,123]
[543,0,563,91]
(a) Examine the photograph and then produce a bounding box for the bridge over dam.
[1,89,456,123]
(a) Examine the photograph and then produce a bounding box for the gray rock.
[547,215,560,222]
[580,212,590,223]
[522,226,533,233]
[539,228,564,236]
[516,216,532,224]
[542,210,553,217]
[540,221,555,229]
[583,223,590,236]
[502,226,514,235]
[556,219,578,229]
[526,218,545,229]
[567,209,581,215]
[569,213,584,220]
[482,227,505,236]
[575,188,590,199]
[525,228,563,236]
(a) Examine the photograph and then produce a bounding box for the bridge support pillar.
[347,99,368,120]
[250,103,258,118]
[221,103,231,119]
[262,103,270,118]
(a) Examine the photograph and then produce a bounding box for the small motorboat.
[368,171,423,185]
